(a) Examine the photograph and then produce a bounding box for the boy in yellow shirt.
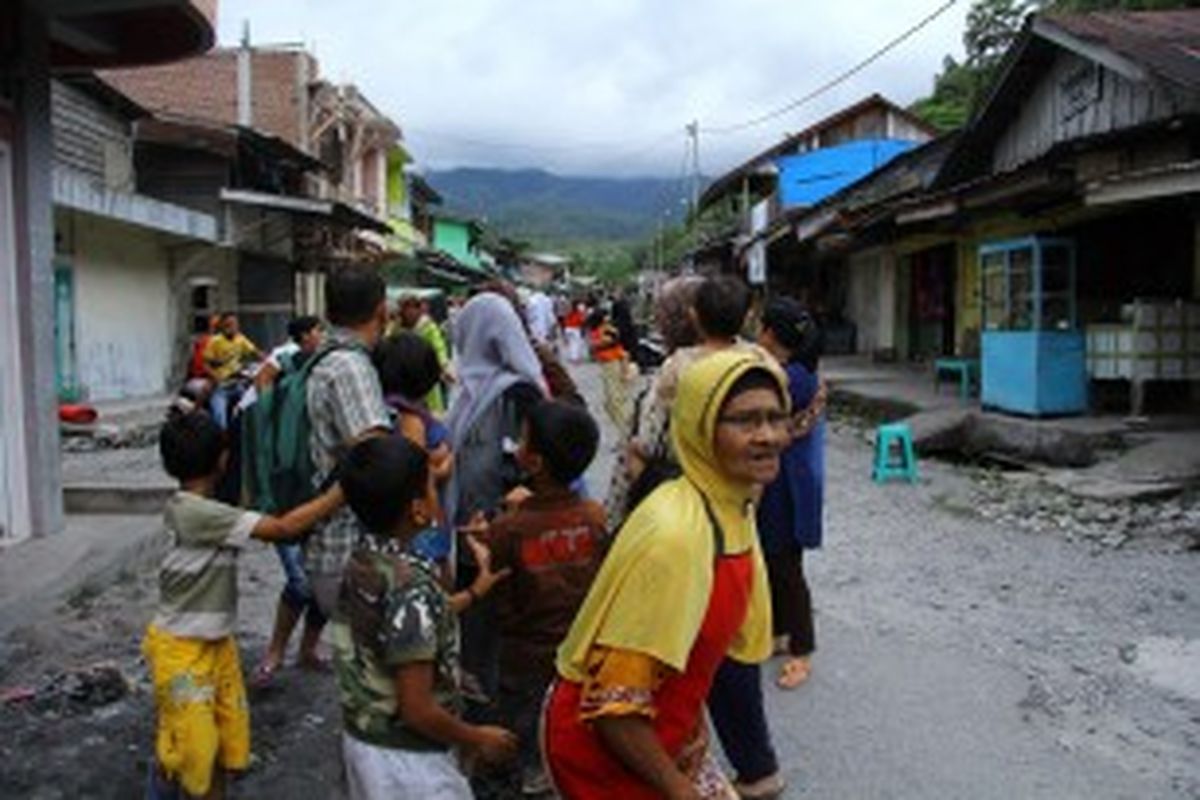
[202,313,262,429]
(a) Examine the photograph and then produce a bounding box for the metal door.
[54,262,79,401]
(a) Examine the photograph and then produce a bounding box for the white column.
[878,249,897,352]
[9,5,63,537]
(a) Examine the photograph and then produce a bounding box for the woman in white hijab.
[445,292,546,707]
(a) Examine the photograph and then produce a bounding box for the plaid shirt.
[304,327,391,576]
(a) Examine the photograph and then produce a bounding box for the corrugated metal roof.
[1041,10,1200,90]
[698,94,939,210]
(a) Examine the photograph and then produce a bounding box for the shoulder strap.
[296,341,356,380]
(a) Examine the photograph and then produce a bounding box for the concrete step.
[63,483,174,515]
[0,514,164,643]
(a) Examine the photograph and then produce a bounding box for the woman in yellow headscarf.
[543,348,790,799]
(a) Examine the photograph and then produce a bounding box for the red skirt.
[542,552,754,799]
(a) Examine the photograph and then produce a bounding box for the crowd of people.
[147,266,826,800]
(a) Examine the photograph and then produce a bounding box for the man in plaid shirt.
[305,266,393,617]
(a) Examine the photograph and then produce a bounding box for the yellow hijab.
[557,349,787,678]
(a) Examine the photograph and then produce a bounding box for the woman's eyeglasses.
[716,411,790,433]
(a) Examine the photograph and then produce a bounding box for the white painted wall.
[878,251,897,352]
[70,213,172,400]
[847,250,882,355]
[846,248,899,356]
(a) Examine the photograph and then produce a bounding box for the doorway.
[908,244,957,360]
[54,262,79,401]
[238,257,294,348]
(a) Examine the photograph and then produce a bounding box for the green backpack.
[242,344,352,514]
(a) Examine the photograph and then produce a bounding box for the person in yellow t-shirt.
[203,313,262,429]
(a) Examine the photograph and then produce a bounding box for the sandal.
[776,656,811,690]
[248,661,278,690]
[734,772,786,799]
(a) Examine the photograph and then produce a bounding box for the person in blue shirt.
[707,296,827,799]
[374,332,455,566]
[756,297,826,690]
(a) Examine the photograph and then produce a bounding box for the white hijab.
[446,292,545,449]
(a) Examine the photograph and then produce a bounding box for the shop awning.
[219,188,391,234]
[1085,160,1200,207]
[40,0,216,70]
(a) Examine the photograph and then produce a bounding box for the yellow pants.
[143,625,250,797]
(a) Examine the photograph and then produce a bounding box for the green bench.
[933,358,979,402]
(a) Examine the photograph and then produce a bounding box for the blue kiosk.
[979,236,1088,416]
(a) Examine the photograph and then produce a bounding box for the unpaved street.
[2,364,1199,798]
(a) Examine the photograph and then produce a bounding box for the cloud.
[216,0,969,177]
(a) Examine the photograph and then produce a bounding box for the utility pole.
[685,120,701,218]
[237,20,252,127]
[655,214,665,273]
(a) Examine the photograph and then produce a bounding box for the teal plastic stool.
[873,422,919,483]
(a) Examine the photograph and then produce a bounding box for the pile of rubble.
[0,662,134,719]
[963,470,1200,551]
[61,423,159,452]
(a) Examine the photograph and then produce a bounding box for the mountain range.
[426,167,693,245]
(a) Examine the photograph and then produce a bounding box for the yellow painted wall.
[907,204,1102,355]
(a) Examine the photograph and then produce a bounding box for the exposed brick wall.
[101,48,315,152]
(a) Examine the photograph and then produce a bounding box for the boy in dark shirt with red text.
[486,400,606,796]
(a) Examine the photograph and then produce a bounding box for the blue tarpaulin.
[775,139,915,209]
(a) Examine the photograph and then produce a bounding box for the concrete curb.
[828,382,1125,469]
[63,484,175,515]
[0,514,165,646]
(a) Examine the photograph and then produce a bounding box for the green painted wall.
[385,149,422,254]
[386,150,409,218]
[433,218,481,269]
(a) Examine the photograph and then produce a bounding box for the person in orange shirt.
[589,310,632,433]
[563,302,587,363]
[188,315,220,381]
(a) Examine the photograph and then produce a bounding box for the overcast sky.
[215,0,970,178]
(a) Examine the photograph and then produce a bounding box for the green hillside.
[426,167,688,244]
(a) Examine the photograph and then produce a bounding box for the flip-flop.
[733,771,786,799]
[776,657,811,690]
[248,661,278,689]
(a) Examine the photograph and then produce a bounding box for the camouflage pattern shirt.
[332,543,461,751]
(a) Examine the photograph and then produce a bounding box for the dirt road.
[2,364,1198,798]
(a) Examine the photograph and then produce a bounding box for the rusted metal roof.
[937,9,1200,187]
[1039,11,1200,91]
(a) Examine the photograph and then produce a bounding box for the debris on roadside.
[965,470,1200,551]
[1,662,132,717]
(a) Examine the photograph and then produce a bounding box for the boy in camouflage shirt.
[332,436,516,799]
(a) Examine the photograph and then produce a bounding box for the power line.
[404,124,679,157]
[700,0,959,136]
[402,1,957,170]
